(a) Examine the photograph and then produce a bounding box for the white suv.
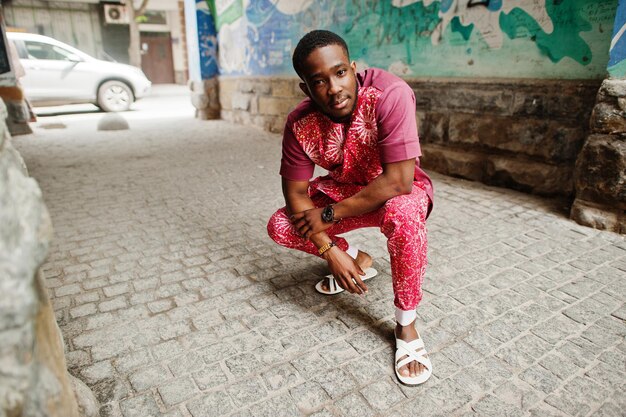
[8,32,152,112]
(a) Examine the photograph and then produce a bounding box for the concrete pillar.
[570,2,626,233]
[0,96,99,417]
[184,0,219,119]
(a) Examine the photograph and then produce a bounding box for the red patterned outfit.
[267,68,433,324]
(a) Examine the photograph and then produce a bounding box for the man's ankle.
[395,320,417,338]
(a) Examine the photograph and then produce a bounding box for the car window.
[10,40,29,59]
[24,41,78,61]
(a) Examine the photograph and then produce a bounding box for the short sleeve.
[375,83,421,163]
[279,115,315,181]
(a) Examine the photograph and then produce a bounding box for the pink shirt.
[280,68,433,206]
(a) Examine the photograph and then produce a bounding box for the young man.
[267,30,433,385]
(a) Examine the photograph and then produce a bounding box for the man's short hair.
[292,30,350,79]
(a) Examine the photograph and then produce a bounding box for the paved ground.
[13,86,626,417]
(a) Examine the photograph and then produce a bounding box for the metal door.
[140,32,175,84]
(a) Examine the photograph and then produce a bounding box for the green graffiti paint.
[498,0,610,66]
[342,0,440,64]
[608,59,626,78]
[451,16,474,41]
[221,0,617,79]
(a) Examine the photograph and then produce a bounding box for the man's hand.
[323,246,368,294]
[290,207,331,238]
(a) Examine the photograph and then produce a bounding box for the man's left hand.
[290,208,331,238]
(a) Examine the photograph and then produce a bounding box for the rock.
[419,112,447,144]
[0,98,97,417]
[590,102,626,134]
[574,134,626,205]
[191,77,220,119]
[70,375,100,417]
[486,155,573,195]
[570,198,623,233]
[97,113,129,131]
[190,92,209,110]
[421,144,485,182]
[601,78,626,98]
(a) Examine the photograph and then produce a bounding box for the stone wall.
[0,99,97,416]
[220,76,305,133]
[219,76,600,197]
[570,79,626,233]
[190,77,220,120]
[410,78,600,195]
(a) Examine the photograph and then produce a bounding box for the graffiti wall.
[212,0,618,79]
[196,0,219,79]
[608,0,626,78]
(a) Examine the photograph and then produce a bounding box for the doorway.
[140,32,174,84]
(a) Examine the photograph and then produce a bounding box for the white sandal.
[395,333,432,386]
[314,268,378,295]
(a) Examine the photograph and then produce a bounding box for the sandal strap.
[395,338,431,371]
[329,277,337,292]
[396,353,431,370]
[396,338,424,351]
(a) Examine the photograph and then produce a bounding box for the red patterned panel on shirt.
[293,86,384,200]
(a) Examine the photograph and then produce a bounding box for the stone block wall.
[190,78,220,120]
[219,76,599,197]
[409,78,600,196]
[219,76,305,133]
[0,99,97,416]
[570,79,626,233]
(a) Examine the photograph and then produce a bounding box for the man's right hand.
[322,246,368,294]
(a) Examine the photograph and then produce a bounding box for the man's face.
[299,44,358,122]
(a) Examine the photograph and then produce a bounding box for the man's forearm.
[284,190,333,249]
[334,170,413,220]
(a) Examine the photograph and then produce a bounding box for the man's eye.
[338,69,346,76]
[313,79,324,86]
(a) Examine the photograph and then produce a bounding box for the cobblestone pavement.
[13,93,626,417]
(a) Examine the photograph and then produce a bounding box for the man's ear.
[299,82,310,98]
[351,61,357,73]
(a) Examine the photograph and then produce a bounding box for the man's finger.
[344,273,363,294]
[353,273,368,293]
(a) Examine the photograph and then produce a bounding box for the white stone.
[97,113,129,131]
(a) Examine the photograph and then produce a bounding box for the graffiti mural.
[608,0,626,78]
[196,0,219,79]
[212,0,618,79]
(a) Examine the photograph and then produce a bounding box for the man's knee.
[381,193,426,235]
[267,208,292,246]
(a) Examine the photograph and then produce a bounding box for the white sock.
[346,245,359,259]
[395,308,417,326]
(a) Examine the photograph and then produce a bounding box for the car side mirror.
[67,54,82,62]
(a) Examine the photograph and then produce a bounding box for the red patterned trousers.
[267,184,430,311]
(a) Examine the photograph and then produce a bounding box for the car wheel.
[97,80,134,112]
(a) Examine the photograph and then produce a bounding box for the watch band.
[318,241,336,256]
[322,204,341,223]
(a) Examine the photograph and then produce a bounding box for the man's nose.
[328,77,342,95]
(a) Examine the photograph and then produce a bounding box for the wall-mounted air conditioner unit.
[104,4,129,25]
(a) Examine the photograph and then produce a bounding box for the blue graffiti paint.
[196,0,218,79]
[245,0,295,75]
[440,0,454,13]
[608,0,626,68]
[488,0,502,12]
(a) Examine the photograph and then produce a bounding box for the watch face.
[322,206,334,223]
